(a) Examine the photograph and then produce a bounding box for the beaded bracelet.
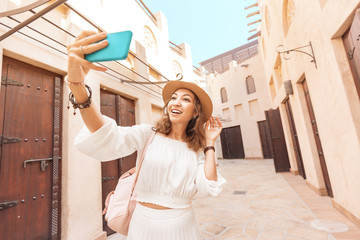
[67,84,92,115]
[64,76,87,86]
[204,146,215,154]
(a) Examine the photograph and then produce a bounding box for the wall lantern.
[276,41,317,69]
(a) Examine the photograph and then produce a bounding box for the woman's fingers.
[76,30,98,41]
[216,117,223,129]
[76,57,107,72]
[67,31,107,55]
[73,32,107,48]
[205,119,210,129]
[210,116,214,128]
[80,39,108,55]
[207,116,222,131]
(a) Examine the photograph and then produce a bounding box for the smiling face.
[167,88,197,125]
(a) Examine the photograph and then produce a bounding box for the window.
[220,87,228,103]
[235,104,244,120]
[274,56,283,89]
[246,75,256,94]
[222,108,230,121]
[149,67,161,82]
[269,76,276,100]
[249,99,260,116]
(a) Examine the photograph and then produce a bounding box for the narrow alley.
[109,159,360,240]
[193,160,360,240]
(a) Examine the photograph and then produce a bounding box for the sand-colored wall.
[259,0,360,221]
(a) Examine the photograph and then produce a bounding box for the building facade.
[200,41,272,160]
[258,0,360,227]
[0,0,203,239]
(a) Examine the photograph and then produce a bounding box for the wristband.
[64,76,87,86]
[204,146,215,154]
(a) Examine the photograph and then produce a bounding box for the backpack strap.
[132,127,157,193]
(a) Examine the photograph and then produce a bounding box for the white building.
[200,40,272,160]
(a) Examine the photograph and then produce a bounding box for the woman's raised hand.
[67,30,109,83]
[204,116,223,145]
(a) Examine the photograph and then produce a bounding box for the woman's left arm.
[203,116,223,181]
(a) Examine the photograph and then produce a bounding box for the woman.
[67,31,226,240]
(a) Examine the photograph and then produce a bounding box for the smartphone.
[85,31,133,62]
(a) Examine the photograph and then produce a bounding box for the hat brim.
[162,80,213,123]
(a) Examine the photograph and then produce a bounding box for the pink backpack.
[103,127,156,236]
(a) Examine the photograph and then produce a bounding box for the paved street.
[108,159,360,240]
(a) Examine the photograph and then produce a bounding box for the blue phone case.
[85,31,133,62]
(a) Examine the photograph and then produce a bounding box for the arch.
[143,25,158,54]
[220,87,228,103]
[171,60,183,78]
[246,75,256,94]
[282,0,295,36]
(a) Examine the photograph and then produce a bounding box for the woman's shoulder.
[131,123,157,140]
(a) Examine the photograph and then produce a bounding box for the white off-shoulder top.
[74,116,226,209]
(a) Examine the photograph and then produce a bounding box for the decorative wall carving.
[143,25,157,54]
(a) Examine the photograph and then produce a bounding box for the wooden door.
[265,108,290,172]
[100,90,118,235]
[257,120,273,159]
[100,90,136,235]
[117,95,137,172]
[284,99,306,179]
[302,80,333,197]
[0,56,62,240]
[220,126,245,159]
[343,9,360,100]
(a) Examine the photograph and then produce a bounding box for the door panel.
[343,10,360,100]
[0,56,62,240]
[100,90,136,235]
[284,99,306,179]
[100,90,119,235]
[265,108,290,172]
[302,80,333,197]
[220,126,245,159]
[117,95,137,174]
[257,120,273,159]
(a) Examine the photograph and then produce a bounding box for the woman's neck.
[168,123,187,141]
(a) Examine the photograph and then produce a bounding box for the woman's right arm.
[67,30,109,133]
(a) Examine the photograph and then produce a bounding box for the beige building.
[200,41,272,160]
[258,0,360,228]
[0,0,203,239]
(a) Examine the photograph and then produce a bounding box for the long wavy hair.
[155,93,206,152]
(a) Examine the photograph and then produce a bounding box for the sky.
[142,0,260,67]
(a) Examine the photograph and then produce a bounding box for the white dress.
[74,116,226,240]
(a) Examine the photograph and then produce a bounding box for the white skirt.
[127,203,202,240]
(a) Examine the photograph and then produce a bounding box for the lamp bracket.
[276,41,317,69]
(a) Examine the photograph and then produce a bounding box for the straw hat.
[162,80,213,123]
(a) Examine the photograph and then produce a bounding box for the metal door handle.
[0,200,18,211]
[102,177,115,183]
[23,157,60,171]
